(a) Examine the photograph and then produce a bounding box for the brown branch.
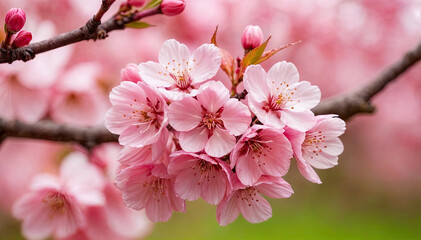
[0,118,118,149]
[0,7,161,64]
[313,40,421,120]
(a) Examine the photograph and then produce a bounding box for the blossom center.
[43,192,68,216]
[143,177,167,202]
[190,159,221,184]
[303,130,327,158]
[201,112,223,130]
[236,187,259,207]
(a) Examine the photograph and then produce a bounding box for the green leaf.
[241,36,271,68]
[256,40,302,64]
[125,21,155,28]
[144,0,162,9]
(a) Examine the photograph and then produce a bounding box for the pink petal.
[243,64,270,102]
[168,96,203,131]
[236,154,263,186]
[179,126,209,153]
[158,39,190,75]
[258,130,292,177]
[281,109,316,132]
[205,127,236,158]
[237,190,272,223]
[296,157,322,184]
[138,61,174,88]
[116,165,152,210]
[283,81,321,110]
[304,150,339,169]
[266,61,299,96]
[220,98,251,136]
[196,81,229,113]
[173,165,202,201]
[256,177,294,198]
[189,43,221,84]
[216,194,240,226]
[201,167,231,205]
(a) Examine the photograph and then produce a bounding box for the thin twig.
[0,6,161,64]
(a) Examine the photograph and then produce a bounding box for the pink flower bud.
[121,63,141,83]
[241,25,264,50]
[12,30,32,48]
[160,0,186,16]
[5,8,26,33]
[128,0,146,7]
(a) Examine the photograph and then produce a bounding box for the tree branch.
[0,118,118,149]
[313,40,421,120]
[0,6,161,64]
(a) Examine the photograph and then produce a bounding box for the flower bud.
[160,0,186,16]
[128,0,146,7]
[121,63,142,83]
[12,30,32,48]
[5,8,26,33]
[241,25,264,50]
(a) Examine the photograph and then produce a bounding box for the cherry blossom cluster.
[105,38,346,225]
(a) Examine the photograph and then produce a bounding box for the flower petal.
[266,61,299,96]
[179,126,209,153]
[189,43,221,84]
[205,128,236,158]
[196,81,229,113]
[243,65,270,102]
[138,61,174,88]
[220,98,251,136]
[168,96,203,131]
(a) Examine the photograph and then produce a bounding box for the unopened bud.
[5,8,26,34]
[128,0,146,7]
[121,63,142,83]
[160,0,186,16]
[241,25,263,50]
[12,30,32,48]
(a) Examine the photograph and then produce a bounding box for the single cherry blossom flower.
[168,81,251,157]
[285,115,346,184]
[51,63,107,127]
[168,151,232,205]
[244,61,321,131]
[231,125,293,185]
[12,152,106,239]
[105,81,169,148]
[138,39,221,100]
[116,163,185,222]
[216,174,293,226]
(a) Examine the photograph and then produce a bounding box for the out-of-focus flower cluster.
[105,38,346,225]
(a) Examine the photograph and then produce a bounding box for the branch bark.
[313,40,421,120]
[0,7,161,64]
[0,118,118,149]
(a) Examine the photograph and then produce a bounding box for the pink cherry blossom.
[230,125,293,185]
[168,151,232,205]
[244,62,321,131]
[285,115,346,184]
[116,163,185,222]
[216,174,293,226]
[105,81,169,148]
[50,63,107,127]
[138,39,221,100]
[168,81,251,157]
[60,183,153,240]
[12,152,106,239]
